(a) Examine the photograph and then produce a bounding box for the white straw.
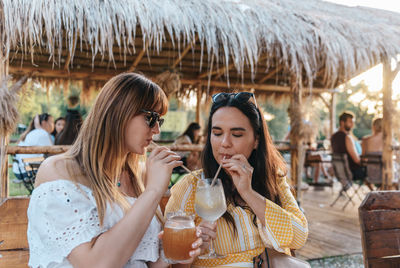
[211,158,224,186]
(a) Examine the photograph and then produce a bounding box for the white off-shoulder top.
[27,180,161,268]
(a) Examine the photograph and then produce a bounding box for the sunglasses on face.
[212,92,258,108]
[140,109,164,128]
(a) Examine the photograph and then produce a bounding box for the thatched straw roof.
[2,0,400,95]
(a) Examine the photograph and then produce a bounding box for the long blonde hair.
[65,73,168,226]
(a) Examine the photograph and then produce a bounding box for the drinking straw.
[150,141,201,180]
[211,160,223,186]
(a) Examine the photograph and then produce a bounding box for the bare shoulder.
[35,154,74,187]
[362,135,372,141]
[345,134,354,143]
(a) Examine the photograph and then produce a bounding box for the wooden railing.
[2,144,205,200]
[6,144,204,155]
[2,143,295,200]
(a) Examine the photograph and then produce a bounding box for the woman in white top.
[27,73,202,268]
[13,113,54,181]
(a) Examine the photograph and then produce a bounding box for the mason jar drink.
[163,212,196,262]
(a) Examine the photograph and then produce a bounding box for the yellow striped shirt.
[165,170,308,267]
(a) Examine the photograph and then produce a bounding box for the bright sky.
[324,0,400,13]
[325,0,400,112]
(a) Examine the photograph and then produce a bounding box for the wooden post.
[200,90,212,131]
[0,138,7,201]
[196,85,202,124]
[382,59,394,190]
[329,92,337,138]
[289,75,303,189]
[0,47,8,202]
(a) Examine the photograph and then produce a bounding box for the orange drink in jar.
[163,212,196,262]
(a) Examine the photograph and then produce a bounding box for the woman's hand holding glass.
[145,146,182,194]
[222,154,254,196]
[198,221,217,253]
[158,231,203,265]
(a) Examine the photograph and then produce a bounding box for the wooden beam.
[196,86,202,123]
[9,66,117,81]
[198,55,272,80]
[171,38,198,69]
[392,62,400,78]
[214,55,271,80]
[8,66,336,94]
[181,79,334,94]
[198,62,236,79]
[214,62,236,80]
[9,65,338,96]
[128,44,148,72]
[258,66,282,84]
[6,144,203,155]
[317,93,329,108]
[382,58,394,190]
[7,145,71,154]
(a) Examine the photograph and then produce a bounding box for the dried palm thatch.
[0,75,28,200]
[0,76,28,137]
[154,70,181,97]
[2,0,400,90]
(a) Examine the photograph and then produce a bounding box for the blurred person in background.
[173,122,202,172]
[51,117,66,142]
[13,113,54,183]
[362,118,383,154]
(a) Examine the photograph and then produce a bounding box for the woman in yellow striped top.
[165,92,308,267]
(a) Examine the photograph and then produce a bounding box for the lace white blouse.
[27,180,161,268]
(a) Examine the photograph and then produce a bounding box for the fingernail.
[189,251,195,257]
[192,242,197,248]
[196,230,201,236]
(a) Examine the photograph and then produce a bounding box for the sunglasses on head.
[140,109,164,128]
[212,92,258,108]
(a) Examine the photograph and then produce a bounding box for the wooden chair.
[359,191,400,267]
[12,156,44,194]
[330,153,363,210]
[304,151,333,189]
[361,153,382,189]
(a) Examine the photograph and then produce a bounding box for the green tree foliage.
[336,81,381,139]
[262,101,289,141]
[16,82,88,128]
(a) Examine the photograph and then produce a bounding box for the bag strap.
[264,248,270,268]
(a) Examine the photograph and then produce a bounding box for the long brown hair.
[65,73,168,226]
[201,94,287,231]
